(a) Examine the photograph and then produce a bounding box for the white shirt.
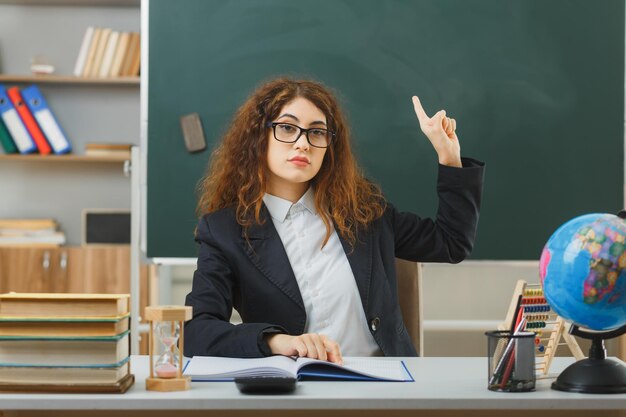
[262,188,382,356]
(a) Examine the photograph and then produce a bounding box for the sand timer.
[145,306,192,391]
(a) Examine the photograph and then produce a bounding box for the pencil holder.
[486,330,535,392]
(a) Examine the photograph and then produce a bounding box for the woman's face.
[266,97,328,199]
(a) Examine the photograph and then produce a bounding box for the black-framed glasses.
[266,121,335,148]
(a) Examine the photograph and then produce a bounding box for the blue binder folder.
[21,85,71,154]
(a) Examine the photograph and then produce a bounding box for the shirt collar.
[263,187,316,223]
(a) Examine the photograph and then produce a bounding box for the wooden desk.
[1,356,625,417]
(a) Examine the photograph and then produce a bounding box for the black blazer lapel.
[339,230,373,313]
[242,206,305,312]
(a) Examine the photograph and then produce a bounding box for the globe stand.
[552,324,626,393]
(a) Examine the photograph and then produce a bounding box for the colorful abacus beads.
[523,305,550,313]
[526,314,550,322]
[521,297,547,305]
[523,288,543,297]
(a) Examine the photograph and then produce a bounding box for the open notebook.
[183,356,414,382]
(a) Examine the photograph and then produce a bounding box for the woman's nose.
[293,134,310,150]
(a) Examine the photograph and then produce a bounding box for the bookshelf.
[0,0,143,319]
[0,1,140,243]
[0,154,130,162]
[0,1,139,5]
[0,74,139,85]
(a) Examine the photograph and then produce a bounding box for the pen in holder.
[486,329,535,392]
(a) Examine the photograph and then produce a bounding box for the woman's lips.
[288,157,309,167]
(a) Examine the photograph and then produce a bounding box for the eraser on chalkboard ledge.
[180,113,207,153]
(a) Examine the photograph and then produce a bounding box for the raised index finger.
[412,96,429,123]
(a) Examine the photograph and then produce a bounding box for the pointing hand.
[412,96,462,168]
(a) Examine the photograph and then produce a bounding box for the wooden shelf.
[0,1,139,6]
[0,154,130,162]
[0,74,139,85]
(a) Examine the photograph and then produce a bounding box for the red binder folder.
[7,87,51,155]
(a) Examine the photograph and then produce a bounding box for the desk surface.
[1,356,625,411]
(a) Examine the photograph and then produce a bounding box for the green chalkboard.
[147,0,624,260]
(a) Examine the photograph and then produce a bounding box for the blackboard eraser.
[180,113,207,153]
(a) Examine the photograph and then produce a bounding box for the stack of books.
[85,143,132,159]
[0,219,66,247]
[0,293,134,393]
[73,27,141,78]
[0,84,71,155]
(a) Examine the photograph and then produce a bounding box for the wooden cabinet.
[0,247,84,292]
[71,246,131,293]
[0,247,75,293]
[0,246,137,293]
[0,247,51,293]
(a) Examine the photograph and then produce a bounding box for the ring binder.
[21,85,71,154]
[0,85,36,154]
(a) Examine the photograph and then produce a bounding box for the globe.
[539,213,626,331]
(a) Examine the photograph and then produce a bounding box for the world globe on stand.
[538,212,626,393]
[539,213,626,331]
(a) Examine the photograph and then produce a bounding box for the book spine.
[99,31,119,78]
[109,32,130,77]
[82,27,102,77]
[90,28,112,78]
[73,26,95,77]
[121,32,139,76]
[128,32,141,76]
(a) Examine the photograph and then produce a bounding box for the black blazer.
[185,157,485,358]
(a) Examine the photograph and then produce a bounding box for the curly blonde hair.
[196,77,385,247]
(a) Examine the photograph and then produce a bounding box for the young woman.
[185,78,484,363]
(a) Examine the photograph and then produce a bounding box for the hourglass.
[145,306,192,391]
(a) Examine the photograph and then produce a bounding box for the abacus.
[499,280,585,377]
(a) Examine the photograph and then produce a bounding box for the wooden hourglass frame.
[145,306,192,392]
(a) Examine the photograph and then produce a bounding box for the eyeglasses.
[266,121,335,148]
